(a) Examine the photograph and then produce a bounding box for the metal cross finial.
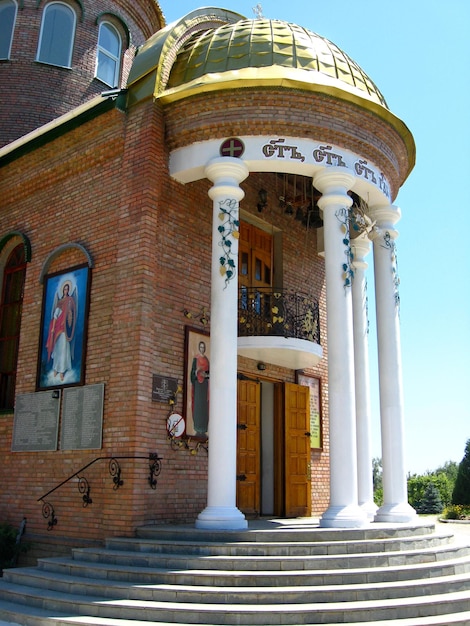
[253,3,264,19]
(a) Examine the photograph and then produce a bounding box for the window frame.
[36,1,76,69]
[95,20,122,87]
[0,0,18,60]
[0,244,26,411]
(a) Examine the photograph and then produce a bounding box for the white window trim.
[0,0,18,60]
[36,1,76,69]
[95,21,122,87]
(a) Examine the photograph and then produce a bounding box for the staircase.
[1,518,470,625]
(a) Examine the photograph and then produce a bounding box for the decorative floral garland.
[382,231,400,310]
[336,207,354,289]
[217,198,240,287]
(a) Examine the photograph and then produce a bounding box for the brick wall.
[0,90,332,561]
[163,88,410,200]
[0,0,163,147]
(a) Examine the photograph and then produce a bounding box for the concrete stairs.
[1,518,470,625]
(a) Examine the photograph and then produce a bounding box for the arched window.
[0,0,17,60]
[96,21,121,87]
[0,245,26,410]
[37,2,76,68]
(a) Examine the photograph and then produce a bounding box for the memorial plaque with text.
[12,392,60,452]
[152,375,178,402]
[61,384,104,450]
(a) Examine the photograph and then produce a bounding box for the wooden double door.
[236,378,311,518]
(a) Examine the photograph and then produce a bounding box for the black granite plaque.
[152,375,178,402]
[12,391,60,452]
[61,383,104,450]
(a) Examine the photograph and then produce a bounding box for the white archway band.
[170,138,416,530]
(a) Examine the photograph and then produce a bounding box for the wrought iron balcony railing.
[238,287,320,344]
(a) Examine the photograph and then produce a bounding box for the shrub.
[0,520,28,574]
[442,504,470,520]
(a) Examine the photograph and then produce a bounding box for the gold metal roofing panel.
[165,18,387,108]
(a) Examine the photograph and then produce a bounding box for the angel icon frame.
[37,264,91,390]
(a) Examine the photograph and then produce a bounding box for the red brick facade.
[0,0,163,147]
[0,2,415,560]
[0,91,330,556]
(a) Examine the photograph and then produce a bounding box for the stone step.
[5,564,470,604]
[104,531,453,556]
[0,595,469,626]
[136,518,435,543]
[135,521,437,544]
[0,579,470,624]
[1,521,469,625]
[31,547,470,585]
[69,542,470,572]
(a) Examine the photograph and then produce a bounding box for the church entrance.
[236,377,311,518]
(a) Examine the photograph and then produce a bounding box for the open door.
[284,382,311,517]
[236,378,261,516]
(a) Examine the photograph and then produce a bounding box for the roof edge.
[0,93,123,168]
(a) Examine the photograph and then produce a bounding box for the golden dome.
[165,18,388,108]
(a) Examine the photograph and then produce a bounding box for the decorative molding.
[0,231,32,262]
[95,11,131,47]
[39,243,93,283]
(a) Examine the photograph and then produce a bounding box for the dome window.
[96,22,121,87]
[0,0,17,60]
[36,2,76,68]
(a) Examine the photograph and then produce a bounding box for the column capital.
[368,204,401,236]
[205,157,249,202]
[313,167,356,197]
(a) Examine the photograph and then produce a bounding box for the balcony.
[237,287,323,370]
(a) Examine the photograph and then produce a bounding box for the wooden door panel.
[284,382,311,518]
[237,379,261,516]
[238,222,273,289]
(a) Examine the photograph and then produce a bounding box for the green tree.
[417,482,443,514]
[372,457,383,506]
[452,439,470,505]
[407,472,454,510]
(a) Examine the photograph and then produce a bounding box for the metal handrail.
[238,287,320,344]
[37,453,162,530]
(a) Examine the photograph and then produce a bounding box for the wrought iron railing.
[238,287,320,344]
[37,454,162,531]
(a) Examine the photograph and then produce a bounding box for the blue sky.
[161,1,470,474]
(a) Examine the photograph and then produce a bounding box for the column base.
[320,504,369,528]
[195,506,248,530]
[374,501,417,523]
[360,499,379,520]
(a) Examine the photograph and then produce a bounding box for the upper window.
[37,2,76,68]
[96,22,121,87]
[0,0,17,60]
[0,245,26,411]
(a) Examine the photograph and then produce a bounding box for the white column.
[196,157,249,530]
[350,235,377,520]
[315,168,368,528]
[369,204,416,523]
